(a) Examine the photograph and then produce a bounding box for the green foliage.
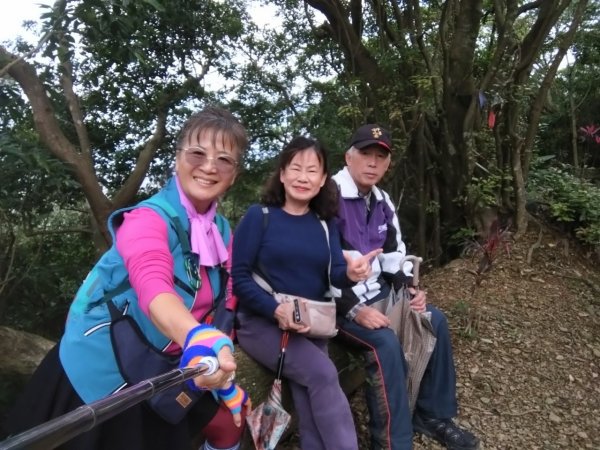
[537,4,600,167]
[425,200,440,215]
[16,0,250,193]
[448,227,478,249]
[0,132,95,339]
[220,161,273,228]
[466,175,503,209]
[2,0,597,341]
[2,214,96,339]
[528,164,600,246]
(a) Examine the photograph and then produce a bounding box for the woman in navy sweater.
[232,136,380,450]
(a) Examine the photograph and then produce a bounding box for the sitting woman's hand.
[273,302,311,333]
[216,382,252,427]
[179,324,236,390]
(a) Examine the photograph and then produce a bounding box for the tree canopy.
[1,0,599,336]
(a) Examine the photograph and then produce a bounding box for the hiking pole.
[0,358,218,450]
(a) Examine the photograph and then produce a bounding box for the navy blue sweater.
[232,204,353,319]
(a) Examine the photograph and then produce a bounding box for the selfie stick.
[0,357,218,450]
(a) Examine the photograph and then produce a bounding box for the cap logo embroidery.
[371,127,382,139]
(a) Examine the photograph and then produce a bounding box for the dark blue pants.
[337,304,457,450]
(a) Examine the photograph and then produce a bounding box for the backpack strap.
[140,200,231,306]
[319,218,334,298]
[255,206,272,284]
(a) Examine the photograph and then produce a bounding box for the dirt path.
[407,226,600,450]
[283,226,600,449]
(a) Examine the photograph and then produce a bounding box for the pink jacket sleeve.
[115,207,178,317]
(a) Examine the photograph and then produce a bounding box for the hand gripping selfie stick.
[0,357,218,450]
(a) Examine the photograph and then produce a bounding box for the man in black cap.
[331,124,480,450]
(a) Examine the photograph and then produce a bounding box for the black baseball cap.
[349,124,392,153]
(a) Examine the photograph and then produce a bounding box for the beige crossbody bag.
[252,208,337,339]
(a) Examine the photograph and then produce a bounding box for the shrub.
[528,164,600,248]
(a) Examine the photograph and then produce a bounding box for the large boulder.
[0,326,55,376]
[0,327,56,439]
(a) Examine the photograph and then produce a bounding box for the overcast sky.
[0,0,52,43]
[0,1,280,44]
[0,1,288,100]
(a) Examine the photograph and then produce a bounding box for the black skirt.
[3,344,219,450]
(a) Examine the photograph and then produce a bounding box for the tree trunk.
[415,119,427,258]
[521,0,589,180]
[570,94,579,168]
[300,0,586,260]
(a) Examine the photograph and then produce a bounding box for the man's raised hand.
[344,248,383,282]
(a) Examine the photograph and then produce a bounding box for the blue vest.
[59,177,231,403]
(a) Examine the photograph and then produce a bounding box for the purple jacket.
[332,167,414,316]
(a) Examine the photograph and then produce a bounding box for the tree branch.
[112,110,167,209]
[59,48,93,160]
[0,45,113,244]
[521,0,589,177]
[515,0,569,79]
[112,74,205,210]
[0,29,53,78]
[517,0,545,15]
[0,230,17,299]
[305,0,386,86]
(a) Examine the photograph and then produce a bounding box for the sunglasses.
[180,146,238,174]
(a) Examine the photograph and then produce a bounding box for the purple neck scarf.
[175,177,228,267]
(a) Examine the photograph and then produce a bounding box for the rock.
[0,326,364,402]
[549,412,561,423]
[0,326,56,439]
[0,326,55,376]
